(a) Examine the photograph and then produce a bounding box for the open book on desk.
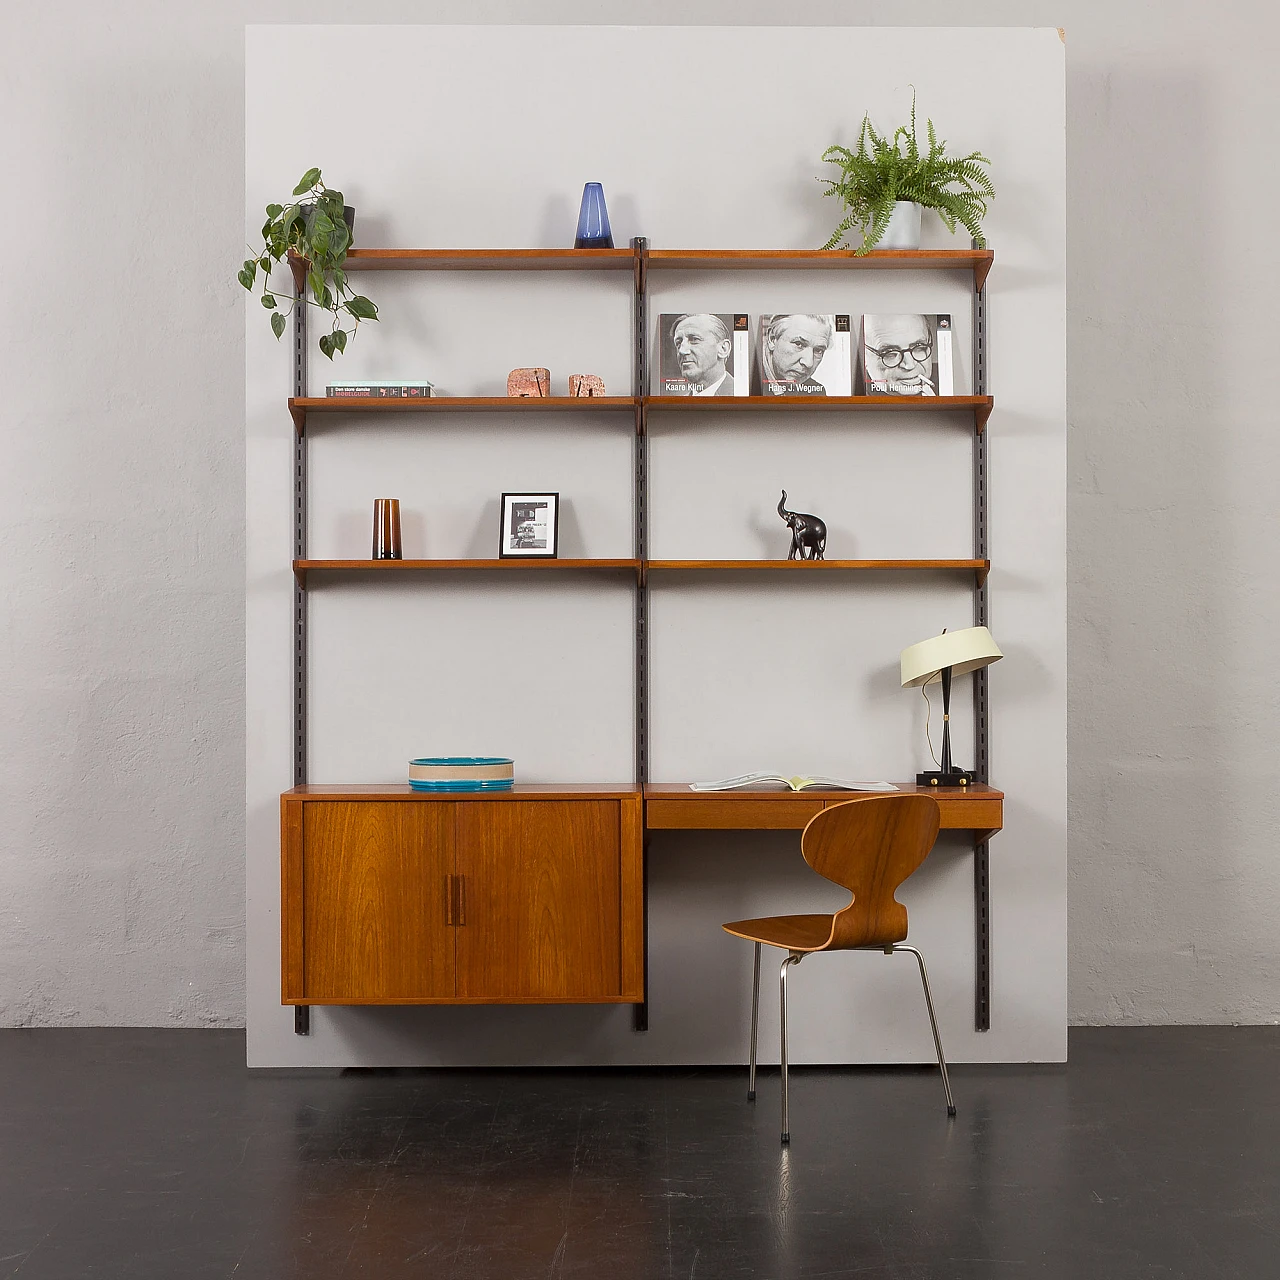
[690,773,898,793]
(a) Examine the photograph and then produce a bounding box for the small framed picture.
[499,492,559,559]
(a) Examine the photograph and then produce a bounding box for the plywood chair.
[723,793,954,1143]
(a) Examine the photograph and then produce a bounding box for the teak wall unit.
[283,241,997,1037]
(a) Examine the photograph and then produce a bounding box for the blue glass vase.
[574,183,614,249]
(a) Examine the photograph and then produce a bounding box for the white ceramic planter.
[875,201,923,250]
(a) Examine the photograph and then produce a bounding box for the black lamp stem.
[940,663,953,775]
[916,660,973,787]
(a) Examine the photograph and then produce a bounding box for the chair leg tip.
[747,1090,756,1101]
[947,1106,957,1117]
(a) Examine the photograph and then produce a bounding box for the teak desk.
[643,783,1003,840]
[642,783,1004,1031]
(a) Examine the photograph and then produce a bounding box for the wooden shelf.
[338,247,994,289]
[295,558,985,585]
[291,395,991,434]
[289,395,637,434]
[341,248,637,271]
[647,559,989,585]
[294,558,641,586]
[646,395,992,432]
[646,248,994,290]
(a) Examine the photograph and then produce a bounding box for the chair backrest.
[799,794,941,949]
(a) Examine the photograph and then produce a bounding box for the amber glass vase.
[372,499,402,560]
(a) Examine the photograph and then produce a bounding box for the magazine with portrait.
[756,314,852,396]
[857,314,954,397]
[656,313,749,396]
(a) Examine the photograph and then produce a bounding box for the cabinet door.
[455,801,621,1000]
[302,802,455,1001]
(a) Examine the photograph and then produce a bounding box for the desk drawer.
[936,797,1003,831]
[645,798,824,830]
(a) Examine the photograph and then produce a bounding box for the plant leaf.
[318,332,334,359]
[346,295,378,321]
[332,328,347,354]
[237,266,255,290]
[293,168,322,195]
[271,312,286,339]
[265,203,283,218]
[261,293,277,309]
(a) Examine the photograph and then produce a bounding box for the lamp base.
[917,770,976,787]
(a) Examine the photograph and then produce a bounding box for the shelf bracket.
[973,253,993,293]
[294,1005,311,1036]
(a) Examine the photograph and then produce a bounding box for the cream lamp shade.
[900,626,1003,688]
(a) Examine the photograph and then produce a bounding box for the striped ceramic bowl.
[407,757,514,791]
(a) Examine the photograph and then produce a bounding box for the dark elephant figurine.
[777,491,826,560]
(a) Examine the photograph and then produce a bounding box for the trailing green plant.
[238,168,379,358]
[819,96,994,254]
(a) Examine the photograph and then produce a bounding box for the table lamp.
[900,626,1003,787]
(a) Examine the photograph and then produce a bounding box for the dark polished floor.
[0,1028,1276,1279]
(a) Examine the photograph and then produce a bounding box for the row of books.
[327,381,434,398]
[656,313,954,398]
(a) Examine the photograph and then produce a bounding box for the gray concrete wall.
[2,0,1275,1028]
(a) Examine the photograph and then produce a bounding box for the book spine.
[326,385,433,398]
[935,317,954,396]
[733,315,749,396]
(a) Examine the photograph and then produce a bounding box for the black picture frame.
[499,492,560,559]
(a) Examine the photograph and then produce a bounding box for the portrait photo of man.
[757,314,851,395]
[658,313,744,396]
[859,313,940,396]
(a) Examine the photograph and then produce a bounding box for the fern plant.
[238,168,379,359]
[819,98,994,254]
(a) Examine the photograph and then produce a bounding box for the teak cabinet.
[281,787,644,1005]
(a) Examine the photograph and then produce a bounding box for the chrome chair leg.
[779,953,803,1143]
[893,944,956,1117]
[748,941,761,1101]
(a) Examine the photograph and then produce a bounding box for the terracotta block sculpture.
[568,374,606,398]
[507,367,551,398]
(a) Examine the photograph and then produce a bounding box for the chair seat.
[723,914,836,952]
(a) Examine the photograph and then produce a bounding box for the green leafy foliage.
[819,94,995,254]
[239,168,379,359]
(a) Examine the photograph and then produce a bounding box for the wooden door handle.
[456,874,466,926]
[446,874,455,926]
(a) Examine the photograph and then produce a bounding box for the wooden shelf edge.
[644,395,992,421]
[341,247,638,271]
[645,247,994,275]
[290,395,638,431]
[294,558,641,586]
[647,559,989,577]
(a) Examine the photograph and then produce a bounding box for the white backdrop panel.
[246,24,1065,1067]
